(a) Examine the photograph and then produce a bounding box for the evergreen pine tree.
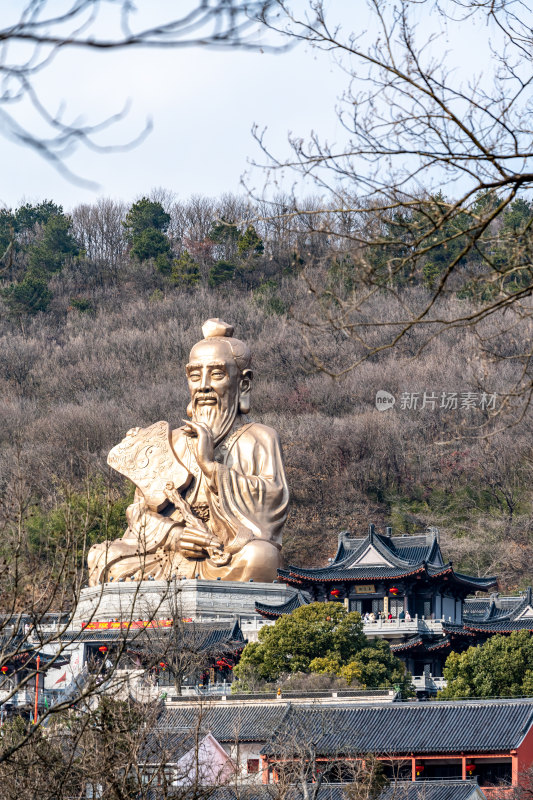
[170,250,201,287]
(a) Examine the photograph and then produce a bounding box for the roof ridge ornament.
[427,525,440,543]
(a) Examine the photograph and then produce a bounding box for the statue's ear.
[238,369,253,414]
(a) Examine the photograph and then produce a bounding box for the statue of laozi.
[87,319,289,585]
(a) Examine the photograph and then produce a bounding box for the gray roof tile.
[60,621,244,650]
[158,703,288,743]
[207,783,484,800]
[256,591,311,618]
[260,699,533,755]
[380,781,485,800]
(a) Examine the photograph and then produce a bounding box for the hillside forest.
[1,191,532,609]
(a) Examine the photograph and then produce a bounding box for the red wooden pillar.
[411,757,416,781]
[261,756,269,785]
[461,756,466,780]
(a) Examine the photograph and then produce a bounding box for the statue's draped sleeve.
[88,421,289,585]
[207,424,289,553]
[124,488,180,550]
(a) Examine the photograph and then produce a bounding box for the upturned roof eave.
[279,564,496,595]
[281,564,428,583]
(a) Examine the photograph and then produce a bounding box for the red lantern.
[159,662,167,669]
[330,589,340,597]
[389,587,399,596]
[415,765,424,777]
[466,764,475,775]
[1,666,8,674]
[98,646,108,654]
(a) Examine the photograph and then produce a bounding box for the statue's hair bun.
[202,319,234,338]
[198,318,251,372]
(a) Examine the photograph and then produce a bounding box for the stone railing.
[411,674,447,693]
[362,616,458,637]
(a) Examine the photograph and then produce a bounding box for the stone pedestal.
[72,579,294,640]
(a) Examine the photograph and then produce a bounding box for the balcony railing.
[362,616,458,637]
[411,674,447,693]
[0,686,62,708]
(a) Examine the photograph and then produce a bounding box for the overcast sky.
[1,1,494,212]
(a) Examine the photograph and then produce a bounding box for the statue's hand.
[182,419,215,480]
[180,526,222,559]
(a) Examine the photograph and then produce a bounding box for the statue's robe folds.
[87,422,289,585]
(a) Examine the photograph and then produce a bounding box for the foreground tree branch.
[0,0,285,184]
[246,0,533,429]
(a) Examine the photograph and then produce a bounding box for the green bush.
[208,260,235,287]
[2,274,52,316]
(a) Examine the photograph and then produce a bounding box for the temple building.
[258,697,533,793]
[156,695,533,794]
[256,525,533,687]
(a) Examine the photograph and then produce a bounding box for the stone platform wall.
[73,578,294,633]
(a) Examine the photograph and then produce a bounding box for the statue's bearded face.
[186,340,241,443]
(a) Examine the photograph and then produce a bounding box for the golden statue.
[87,319,289,585]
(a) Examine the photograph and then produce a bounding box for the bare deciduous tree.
[71,198,128,276]
[250,0,533,426]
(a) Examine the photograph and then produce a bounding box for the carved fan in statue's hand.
[107,420,190,511]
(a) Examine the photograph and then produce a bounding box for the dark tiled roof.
[463,600,491,618]
[463,589,533,628]
[333,541,350,564]
[158,703,288,743]
[380,781,485,800]
[209,788,348,800]
[279,527,495,590]
[284,564,428,582]
[293,531,443,583]
[0,639,69,668]
[387,535,443,567]
[451,572,497,590]
[61,629,137,643]
[390,636,425,653]
[255,591,311,618]
[281,528,495,593]
[260,699,533,755]
[281,563,496,591]
[141,730,201,763]
[426,635,453,652]
[342,532,437,570]
[440,623,477,640]
[199,783,484,800]
[207,787,348,800]
[339,532,438,556]
[464,619,533,633]
[60,620,245,651]
[333,531,444,567]
[441,622,468,633]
